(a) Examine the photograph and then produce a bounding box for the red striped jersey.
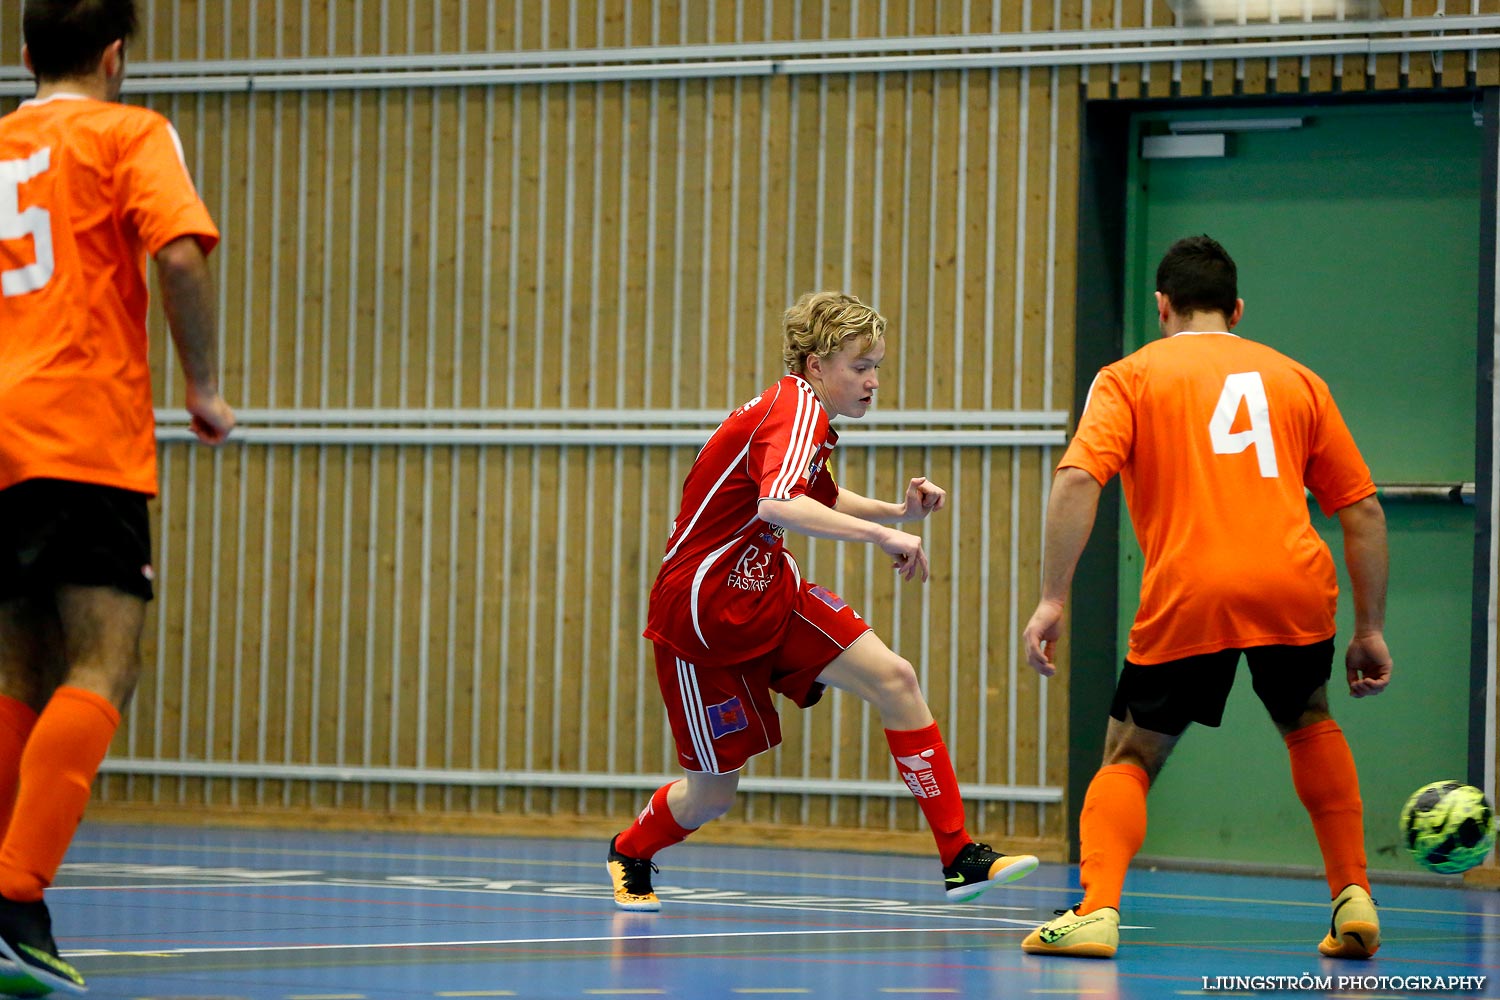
[644,374,840,666]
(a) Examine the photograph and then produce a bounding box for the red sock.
[886,723,970,866]
[614,783,694,860]
[0,698,38,840]
[0,686,119,902]
[1286,719,1369,897]
[1078,763,1149,914]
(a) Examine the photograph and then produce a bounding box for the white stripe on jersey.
[768,388,821,499]
[662,439,753,565]
[164,122,202,194]
[782,549,801,589]
[1082,370,1104,415]
[676,657,721,773]
[764,392,802,500]
[688,516,759,648]
[768,389,816,500]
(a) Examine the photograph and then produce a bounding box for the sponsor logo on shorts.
[808,584,847,612]
[706,696,749,740]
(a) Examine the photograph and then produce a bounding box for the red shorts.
[653,581,872,774]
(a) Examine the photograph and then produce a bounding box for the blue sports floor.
[38,822,1500,999]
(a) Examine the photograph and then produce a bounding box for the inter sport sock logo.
[895,748,942,799]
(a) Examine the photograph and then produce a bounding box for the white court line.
[66,842,946,889]
[66,874,1041,923]
[76,925,1026,959]
[54,874,1154,934]
[52,881,326,892]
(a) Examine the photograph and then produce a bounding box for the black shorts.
[1109,639,1335,736]
[0,478,155,602]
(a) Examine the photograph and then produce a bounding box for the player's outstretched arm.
[759,495,929,581]
[156,235,235,445]
[1337,495,1392,697]
[834,477,946,524]
[1022,467,1103,677]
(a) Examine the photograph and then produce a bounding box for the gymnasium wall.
[0,1,1492,857]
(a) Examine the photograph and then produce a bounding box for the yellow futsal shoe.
[1022,905,1120,959]
[942,842,1040,902]
[1318,884,1380,959]
[607,835,661,912]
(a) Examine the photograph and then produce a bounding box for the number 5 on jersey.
[0,148,54,297]
[1209,371,1279,478]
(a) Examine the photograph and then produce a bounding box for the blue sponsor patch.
[707,696,750,739]
[808,584,848,612]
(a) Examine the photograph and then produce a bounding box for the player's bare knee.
[874,655,922,709]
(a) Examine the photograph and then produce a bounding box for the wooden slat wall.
[2,1,1490,854]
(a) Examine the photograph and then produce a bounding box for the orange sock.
[1078,763,1149,914]
[0,686,119,902]
[886,724,970,866]
[614,783,694,860]
[0,698,38,839]
[1286,718,1369,897]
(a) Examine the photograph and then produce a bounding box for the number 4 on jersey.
[1209,371,1279,478]
[0,148,54,298]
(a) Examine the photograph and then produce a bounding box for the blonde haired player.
[607,291,1038,909]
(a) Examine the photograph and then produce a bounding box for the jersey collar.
[787,373,840,443]
[19,92,95,109]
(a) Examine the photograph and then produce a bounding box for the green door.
[1121,101,1480,872]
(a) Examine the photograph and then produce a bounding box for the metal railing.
[1376,482,1477,504]
[4,15,1498,95]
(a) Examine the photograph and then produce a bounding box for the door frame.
[1070,88,1498,861]
[1476,90,1498,805]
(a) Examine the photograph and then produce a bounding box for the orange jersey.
[0,94,219,495]
[1061,332,1376,664]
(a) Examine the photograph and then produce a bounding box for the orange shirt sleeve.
[1058,364,1134,487]
[1303,382,1376,517]
[117,115,219,256]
